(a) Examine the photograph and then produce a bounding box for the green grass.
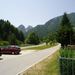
[23,45,51,50]
[21,51,60,75]
[22,43,57,50]
[60,47,75,58]
[20,44,34,47]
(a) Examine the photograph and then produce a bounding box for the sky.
[0,0,75,27]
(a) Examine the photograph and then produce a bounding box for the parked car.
[0,48,2,56]
[0,45,21,55]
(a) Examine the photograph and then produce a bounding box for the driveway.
[0,44,61,75]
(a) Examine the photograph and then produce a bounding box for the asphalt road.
[0,44,61,75]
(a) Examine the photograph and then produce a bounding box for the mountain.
[18,24,26,34]
[18,13,75,38]
[18,25,33,35]
[27,13,75,38]
[26,25,33,32]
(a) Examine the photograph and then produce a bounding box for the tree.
[19,31,25,42]
[0,19,5,40]
[0,19,25,44]
[48,32,57,41]
[57,13,73,47]
[8,33,17,45]
[25,32,40,45]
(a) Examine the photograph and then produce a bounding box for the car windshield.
[8,45,20,48]
[0,45,20,48]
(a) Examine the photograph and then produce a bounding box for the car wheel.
[12,52,15,55]
[15,52,18,55]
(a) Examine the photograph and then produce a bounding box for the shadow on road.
[0,58,3,60]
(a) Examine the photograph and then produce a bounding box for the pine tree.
[57,13,73,47]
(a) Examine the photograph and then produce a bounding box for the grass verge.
[20,50,60,75]
[22,43,57,50]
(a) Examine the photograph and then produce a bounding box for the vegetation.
[23,13,75,39]
[44,32,57,45]
[59,48,75,75]
[25,32,40,45]
[22,43,57,50]
[57,13,74,47]
[56,13,75,75]
[60,47,75,58]
[60,57,75,75]
[0,19,25,45]
[21,51,60,75]
[0,41,9,46]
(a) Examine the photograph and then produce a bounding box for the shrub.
[0,41,9,46]
[25,32,40,45]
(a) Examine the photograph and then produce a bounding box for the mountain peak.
[18,24,25,29]
[26,25,33,32]
[18,24,26,34]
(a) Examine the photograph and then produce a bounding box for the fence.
[59,57,75,75]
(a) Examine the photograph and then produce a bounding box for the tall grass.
[60,47,75,58]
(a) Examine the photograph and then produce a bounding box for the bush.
[25,32,40,45]
[49,40,57,46]
[0,41,9,46]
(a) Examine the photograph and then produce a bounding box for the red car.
[0,45,21,55]
[0,48,2,56]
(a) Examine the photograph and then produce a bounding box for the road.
[0,44,61,75]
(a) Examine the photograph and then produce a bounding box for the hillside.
[18,13,75,38]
